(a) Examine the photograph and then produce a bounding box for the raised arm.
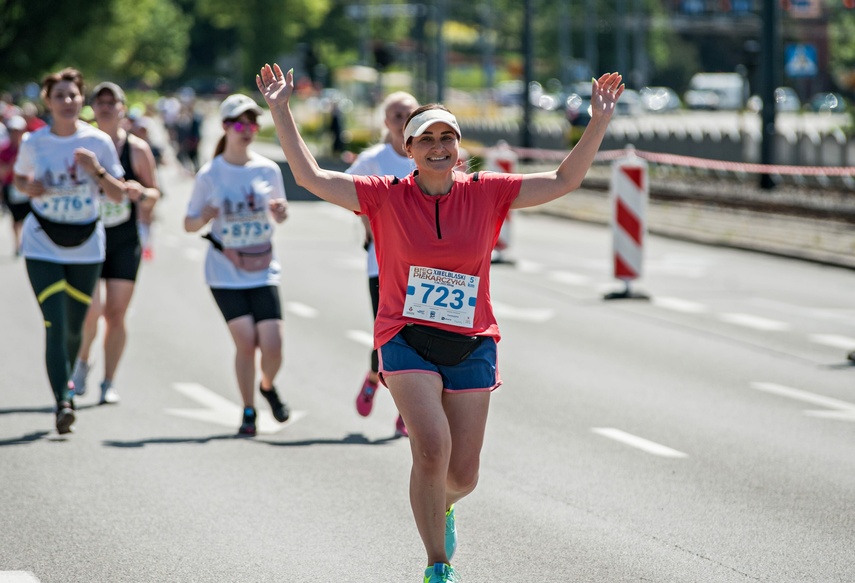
[512,72,624,209]
[256,64,360,212]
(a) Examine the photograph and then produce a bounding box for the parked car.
[774,87,801,111]
[684,72,746,110]
[615,88,643,116]
[565,92,592,127]
[806,92,848,114]
[746,87,802,112]
[639,86,682,113]
[564,82,593,127]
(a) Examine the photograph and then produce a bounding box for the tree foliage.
[196,0,331,86]
[0,0,190,88]
[829,11,855,91]
[0,0,107,84]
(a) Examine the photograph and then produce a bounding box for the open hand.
[256,64,293,111]
[590,72,625,123]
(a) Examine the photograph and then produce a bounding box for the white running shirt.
[186,153,286,289]
[14,122,123,263]
[346,142,415,277]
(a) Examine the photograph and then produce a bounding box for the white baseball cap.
[403,109,461,143]
[219,94,263,121]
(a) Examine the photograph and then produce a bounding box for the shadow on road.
[102,432,403,448]
[0,431,51,446]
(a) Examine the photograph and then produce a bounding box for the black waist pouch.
[399,323,484,367]
[33,212,98,248]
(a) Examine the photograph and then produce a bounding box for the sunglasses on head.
[226,120,259,132]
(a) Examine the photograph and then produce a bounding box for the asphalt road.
[1,160,854,582]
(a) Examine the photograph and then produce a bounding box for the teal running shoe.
[445,505,457,561]
[424,562,460,583]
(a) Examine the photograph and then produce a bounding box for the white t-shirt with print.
[14,122,123,263]
[346,142,415,278]
[186,153,286,289]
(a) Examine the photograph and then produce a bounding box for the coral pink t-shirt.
[354,170,522,349]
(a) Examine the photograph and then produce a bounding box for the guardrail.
[461,117,855,190]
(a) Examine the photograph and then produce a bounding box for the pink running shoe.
[356,374,378,417]
[395,414,408,438]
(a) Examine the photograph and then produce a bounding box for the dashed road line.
[0,572,42,582]
[652,296,710,314]
[591,427,688,458]
[717,312,791,331]
[286,302,318,318]
[346,329,374,347]
[491,301,554,323]
[750,382,855,421]
[547,270,592,286]
[808,334,855,351]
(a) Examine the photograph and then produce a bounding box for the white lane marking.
[718,312,791,331]
[591,428,688,458]
[652,296,710,314]
[808,334,855,350]
[750,299,855,325]
[286,302,318,318]
[167,382,303,434]
[0,573,42,582]
[491,301,554,323]
[750,382,855,422]
[346,329,374,347]
[548,271,592,286]
[514,260,545,273]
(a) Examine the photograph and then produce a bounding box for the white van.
[684,73,746,110]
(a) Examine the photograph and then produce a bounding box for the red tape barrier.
[479,146,855,177]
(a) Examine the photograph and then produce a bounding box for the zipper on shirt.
[434,199,442,239]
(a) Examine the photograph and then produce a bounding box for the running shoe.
[445,505,457,561]
[71,359,90,396]
[260,384,290,422]
[423,562,459,583]
[55,401,76,435]
[99,381,120,405]
[395,414,409,438]
[238,407,257,436]
[355,373,378,417]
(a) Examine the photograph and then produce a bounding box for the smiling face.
[406,121,460,174]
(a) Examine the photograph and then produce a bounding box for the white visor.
[403,109,461,143]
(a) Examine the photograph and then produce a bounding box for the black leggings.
[369,276,380,373]
[26,259,101,404]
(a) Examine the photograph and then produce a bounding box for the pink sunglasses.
[227,121,259,132]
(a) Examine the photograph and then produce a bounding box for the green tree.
[196,0,331,86]
[829,11,855,93]
[0,0,191,87]
[67,0,192,86]
[0,0,107,84]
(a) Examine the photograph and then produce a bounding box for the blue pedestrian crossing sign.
[785,44,818,78]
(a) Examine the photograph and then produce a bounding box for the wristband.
[96,167,106,180]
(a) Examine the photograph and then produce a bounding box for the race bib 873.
[402,266,479,328]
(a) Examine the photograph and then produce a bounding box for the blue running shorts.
[379,330,501,393]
